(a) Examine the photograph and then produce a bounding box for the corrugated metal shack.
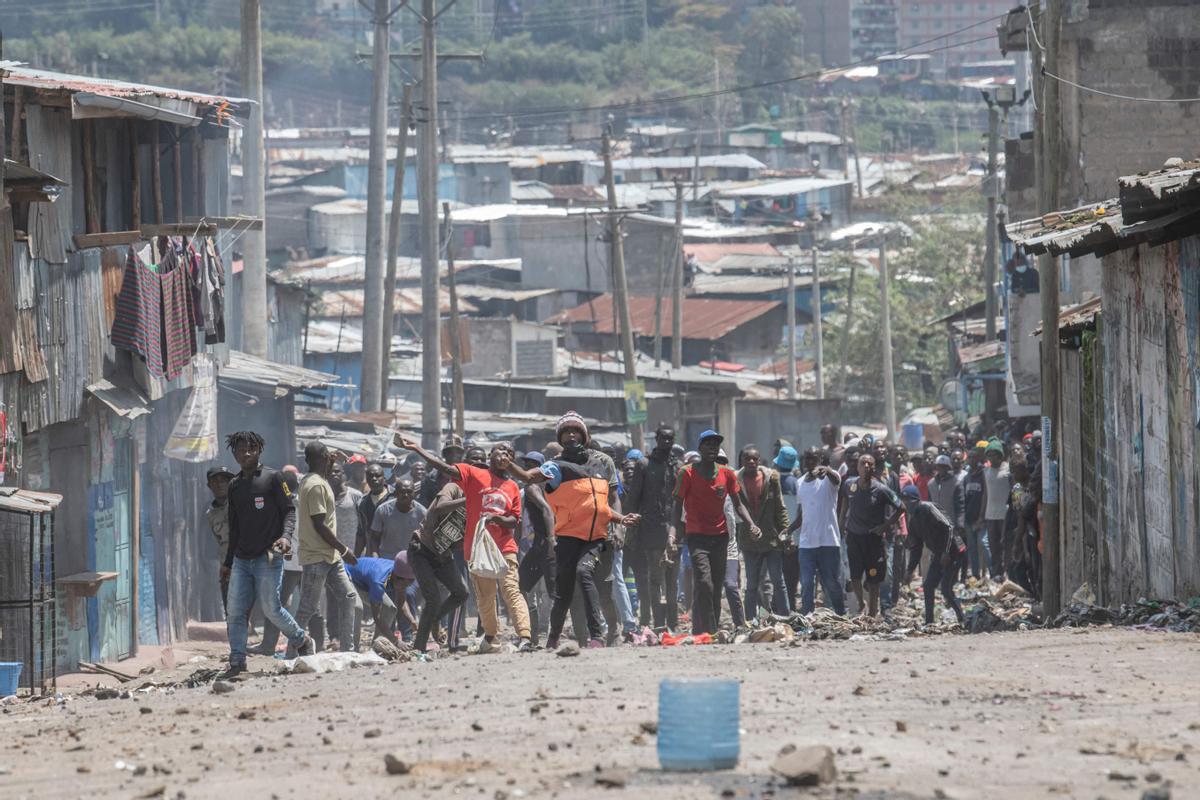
[1007,163,1200,608]
[0,64,332,680]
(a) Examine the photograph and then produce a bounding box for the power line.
[452,28,1004,123]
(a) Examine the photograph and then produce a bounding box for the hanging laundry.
[200,238,226,344]
[160,252,197,381]
[111,248,165,378]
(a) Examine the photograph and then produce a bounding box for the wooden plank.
[82,119,100,234]
[173,129,183,222]
[1138,244,1175,600]
[151,123,164,224]
[1059,348,1086,597]
[193,129,204,215]
[73,231,142,249]
[10,85,23,163]
[1172,236,1200,599]
[128,120,141,231]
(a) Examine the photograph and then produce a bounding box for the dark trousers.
[923,552,965,625]
[220,577,229,615]
[409,542,469,652]
[782,547,800,611]
[664,551,680,630]
[686,533,728,635]
[550,537,606,642]
[627,545,670,628]
[519,538,557,645]
[724,557,745,628]
[743,549,789,620]
[890,538,908,605]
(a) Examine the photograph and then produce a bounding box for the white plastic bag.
[467,516,508,579]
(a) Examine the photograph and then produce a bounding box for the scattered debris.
[638,721,658,736]
[593,768,628,789]
[771,745,837,787]
[1050,598,1200,633]
[372,637,411,662]
[211,681,236,695]
[278,651,388,674]
[384,753,411,775]
[965,604,1018,634]
[364,728,382,739]
[555,641,581,658]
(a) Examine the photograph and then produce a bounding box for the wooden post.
[602,129,644,451]
[786,256,797,399]
[151,123,164,224]
[128,120,141,230]
[879,239,897,440]
[837,248,857,395]
[419,0,442,450]
[10,85,23,163]
[670,178,684,370]
[193,130,204,216]
[82,120,101,234]
[380,82,414,410]
[173,129,183,222]
[443,202,465,439]
[1037,0,1063,617]
[811,246,824,399]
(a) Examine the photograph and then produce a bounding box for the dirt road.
[2,628,1195,799]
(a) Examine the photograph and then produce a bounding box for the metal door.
[111,438,134,660]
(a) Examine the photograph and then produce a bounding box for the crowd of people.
[205,414,1045,675]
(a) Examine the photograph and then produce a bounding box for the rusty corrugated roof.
[547,294,781,341]
[0,62,246,109]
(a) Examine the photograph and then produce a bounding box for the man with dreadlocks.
[221,431,315,677]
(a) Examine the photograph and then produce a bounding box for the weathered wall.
[1064,234,1200,606]
[1061,1,1200,205]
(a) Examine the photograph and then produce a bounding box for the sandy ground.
[1,626,1197,800]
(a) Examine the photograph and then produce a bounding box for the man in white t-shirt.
[786,447,846,615]
[982,445,1011,581]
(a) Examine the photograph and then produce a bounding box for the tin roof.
[547,294,780,340]
[221,351,337,396]
[719,176,853,198]
[0,61,247,111]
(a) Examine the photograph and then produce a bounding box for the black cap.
[207,465,235,480]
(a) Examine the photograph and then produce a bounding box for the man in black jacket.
[221,431,314,677]
[624,425,681,630]
[902,485,966,625]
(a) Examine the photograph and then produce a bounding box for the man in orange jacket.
[506,411,640,650]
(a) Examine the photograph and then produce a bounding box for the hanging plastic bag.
[164,354,217,462]
[467,516,508,579]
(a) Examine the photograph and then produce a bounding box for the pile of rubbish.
[1050,596,1200,633]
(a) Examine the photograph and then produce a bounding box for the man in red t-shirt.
[673,430,760,635]
[397,435,532,653]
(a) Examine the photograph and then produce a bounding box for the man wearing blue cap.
[673,429,760,635]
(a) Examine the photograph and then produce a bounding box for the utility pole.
[878,238,897,440]
[1036,0,1063,617]
[837,248,857,396]
[691,134,701,202]
[656,178,684,367]
[239,0,268,357]
[811,246,824,399]
[380,82,414,410]
[418,0,443,450]
[843,97,864,199]
[983,103,1000,342]
[952,102,960,156]
[443,203,465,439]
[786,256,797,400]
[602,130,644,451]
[671,178,684,370]
[359,0,396,413]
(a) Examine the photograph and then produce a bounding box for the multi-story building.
[897,0,1014,75]
[852,0,900,63]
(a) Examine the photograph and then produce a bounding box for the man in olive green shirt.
[291,441,359,656]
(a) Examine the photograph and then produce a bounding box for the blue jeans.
[798,546,846,616]
[227,554,306,667]
[880,538,897,611]
[743,550,789,620]
[965,522,991,579]
[611,548,638,634]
